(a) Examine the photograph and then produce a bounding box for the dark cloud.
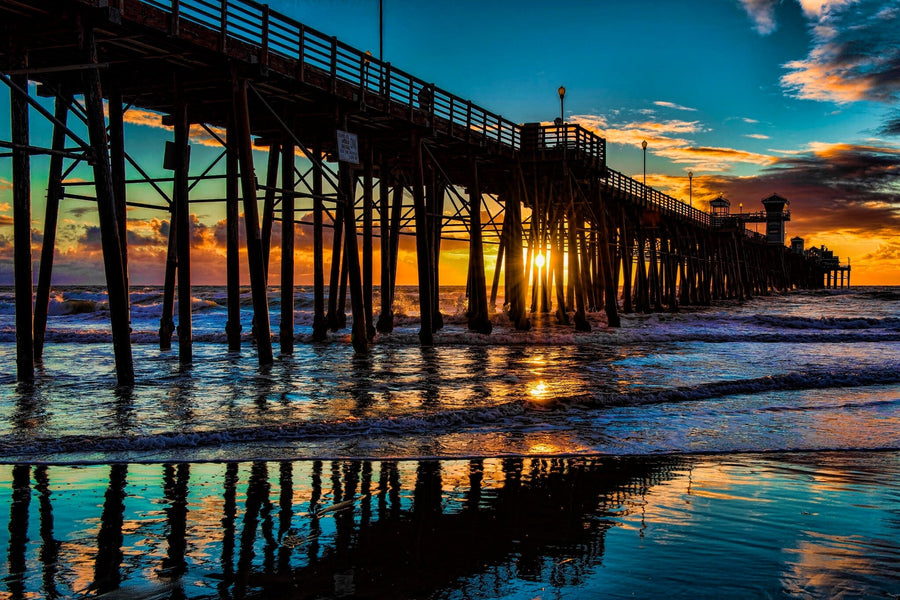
[66,205,97,219]
[126,228,166,247]
[714,142,900,236]
[879,110,900,136]
[77,225,103,251]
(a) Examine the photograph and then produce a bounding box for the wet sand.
[1,451,898,599]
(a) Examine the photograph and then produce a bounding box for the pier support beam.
[325,172,345,332]
[597,192,620,327]
[339,161,368,353]
[82,38,134,385]
[619,207,633,314]
[232,76,273,366]
[505,173,530,330]
[467,157,491,334]
[430,178,445,332]
[108,87,130,320]
[376,163,395,333]
[34,94,70,361]
[569,203,589,331]
[312,141,327,341]
[362,146,376,340]
[173,82,192,364]
[225,115,242,351]
[411,135,433,345]
[159,200,177,349]
[260,143,280,277]
[11,69,33,382]
[280,141,295,354]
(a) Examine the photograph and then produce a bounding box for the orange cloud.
[781,48,878,103]
[120,105,229,149]
[573,113,775,172]
[570,114,698,150]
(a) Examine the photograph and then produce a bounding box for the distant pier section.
[2,0,850,385]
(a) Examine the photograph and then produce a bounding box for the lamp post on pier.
[688,170,693,207]
[558,86,565,124]
[641,140,647,187]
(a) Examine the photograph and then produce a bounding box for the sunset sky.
[1,0,899,286]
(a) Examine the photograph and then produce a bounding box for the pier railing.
[131,0,521,149]
[107,0,709,227]
[604,169,711,227]
[520,123,606,169]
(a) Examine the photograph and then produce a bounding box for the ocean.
[1,285,899,598]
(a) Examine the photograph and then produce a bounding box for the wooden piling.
[467,157,491,334]
[619,207,633,314]
[596,191,620,327]
[280,141,295,354]
[411,135,434,345]
[312,141,327,341]
[376,162,393,333]
[159,198,177,350]
[430,179,446,332]
[225,115,242,351]
[173,82,192,364]
[108,86,130,321]
[82,38,134,385]
[34,94,70,361]
[11,70,33,382]
[505,173,530,330]
[325,177,345,332]
[339,161,368,353]
[552,209,568,325]
[362,147,376,340]
[648,229,662,312]
[260,143,280,277]
[569,203,590,331]
[232,75,273,366]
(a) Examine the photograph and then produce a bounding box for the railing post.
[219,0,227,53]
[260,4,270,67]
[330,37,337,93]
[297,25,305,81]
[170,0,180,36]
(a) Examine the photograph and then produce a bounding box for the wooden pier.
[1,0,848,385]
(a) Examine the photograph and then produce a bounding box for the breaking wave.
[3,365,897,460]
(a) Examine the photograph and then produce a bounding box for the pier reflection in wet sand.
[1,452,899,599]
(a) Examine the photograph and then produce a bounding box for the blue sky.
[1,0,899,284]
